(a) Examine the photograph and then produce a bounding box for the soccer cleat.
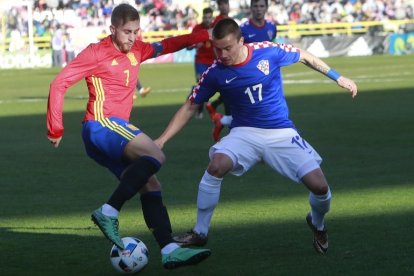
[162,247,211,269]
[173,230,208,247]
[139,87,152,97]
[91,208,124,250]
[205,102,217,120]
[306,212,328,255]
[212,113,224,142]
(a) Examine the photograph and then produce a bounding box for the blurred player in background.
[188,7,215,119]
[156,18,357,256]
[205,0,233,139]
[47,3,211,269]
[135,79,151,99]
[240,0,277,43]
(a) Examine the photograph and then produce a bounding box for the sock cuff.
[199,171,222,193]
[142,155,161,170]
[204,170,223,182]
[141,191,162,199]
[311,188,331,200]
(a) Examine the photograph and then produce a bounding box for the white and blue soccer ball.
[110,237,149,274]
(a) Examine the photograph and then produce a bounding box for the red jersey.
[192,23,215,65]
[47,30,209,139]
[212,15,228,26]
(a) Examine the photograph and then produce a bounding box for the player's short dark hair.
[111,3,140,27]
[203,7,213,15]
[213,18,241,40]
[251,0,269,6]
[217,0,229,5]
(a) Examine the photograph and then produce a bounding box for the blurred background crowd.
[4,0,414,41]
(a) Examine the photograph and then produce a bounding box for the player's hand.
[337,76,358,98]
[153,138,164,149]
[48,136,62,148]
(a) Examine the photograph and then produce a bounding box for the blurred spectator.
[51,25,63,67]
[289,2,302,23]
[8,29,25,52]
[267,0,289,24]
[2,0,414,55]
[63,31,75,65]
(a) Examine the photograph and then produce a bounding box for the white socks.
[309,188,331,231]
[220,115,233,126]
[194,171,223,235]
[101,203,119,217]
[161,242,180,255]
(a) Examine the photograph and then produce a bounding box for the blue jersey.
[240,19,277,43]
[191,42,300,129]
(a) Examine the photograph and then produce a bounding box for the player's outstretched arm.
[299,49,358,98]
[155,100,199,149]
[152,29,210,57]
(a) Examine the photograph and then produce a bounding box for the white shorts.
[209,127,322,183]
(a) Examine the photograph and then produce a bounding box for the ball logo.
[121,242,138,257]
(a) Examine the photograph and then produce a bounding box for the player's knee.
[207,153,232,177]
[158,151,166,165]
[206,162,226,178]
[140,176,162,193]
[301,168,329,195]
[312,184,329,195]
[151,149,166,165]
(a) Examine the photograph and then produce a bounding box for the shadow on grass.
[0,87,413,275]
[0,210,413,276]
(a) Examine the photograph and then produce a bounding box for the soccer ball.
[110,237,149,274]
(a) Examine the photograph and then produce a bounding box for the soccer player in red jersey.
[46,3,211,269]
[212,0,230,26]
[206,0,233,141]
[188,7,215,118]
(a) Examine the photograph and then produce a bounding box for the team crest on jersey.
[126,53,138,66]
[257,60,269,75]
[267,30,274,40]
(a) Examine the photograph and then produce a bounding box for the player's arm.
[143,29,211,60]
[154,100,199,149]
[47,46,98,147]
[298,48,358,98]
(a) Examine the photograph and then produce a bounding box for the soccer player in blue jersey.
[240,0,276,43]
[210,0,277,141]
[155,18,357,255]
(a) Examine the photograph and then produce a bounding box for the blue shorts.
[82,117,142,178]
[195,63,210,81]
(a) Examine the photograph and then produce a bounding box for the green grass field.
[1,54,414,275]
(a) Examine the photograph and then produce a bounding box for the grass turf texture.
[0,54,413,275]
